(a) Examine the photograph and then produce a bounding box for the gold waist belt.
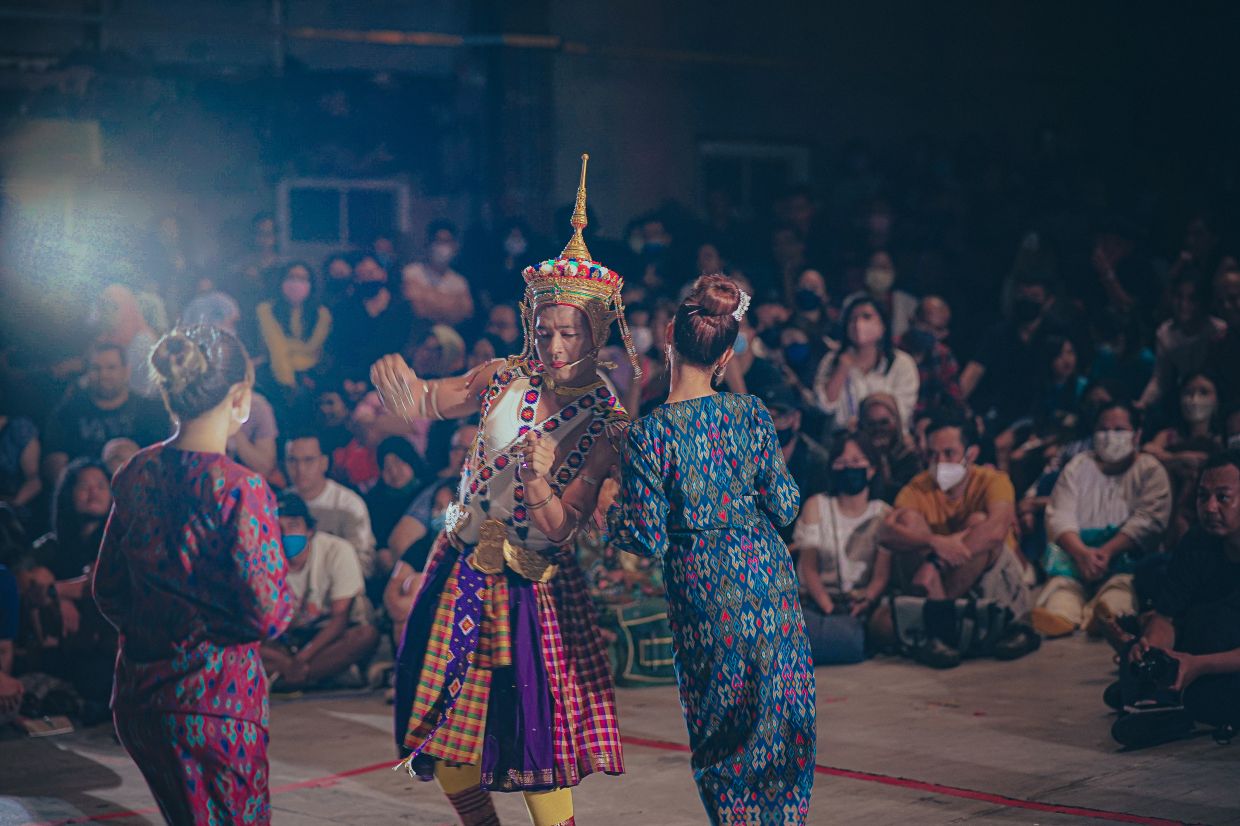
[466,519,559,584]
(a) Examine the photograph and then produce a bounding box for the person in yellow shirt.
[879,410,1037,667]
[256,261,332,390]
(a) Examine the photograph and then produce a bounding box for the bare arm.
[960,500,1013,557]
[296,597,352,664]
[388,514,428,559]
[371,355,497,422]
[520,435,616,545]
[879,507,937,553]
[796,544,835,615]
[959,361,985,399]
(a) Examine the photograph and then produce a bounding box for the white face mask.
[934,461,967,492]
[1093,430,1135,464]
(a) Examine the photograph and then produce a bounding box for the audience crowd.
[2,137,1239,748]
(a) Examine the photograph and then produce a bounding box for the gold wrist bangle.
[527,490,556,510]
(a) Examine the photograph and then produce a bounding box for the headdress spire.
[561,153,591,261]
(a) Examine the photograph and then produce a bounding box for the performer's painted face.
[534,305,595,382]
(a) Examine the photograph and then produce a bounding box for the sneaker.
[1030,607,1077,639]
[1112,704,1193,748]
[993,622,1042,661]
[915,637,961,669]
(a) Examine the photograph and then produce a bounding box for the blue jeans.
[802,603,866,665]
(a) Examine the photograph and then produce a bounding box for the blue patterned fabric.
[614,393,816,825]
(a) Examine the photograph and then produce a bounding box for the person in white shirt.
[814,294,919,431]
[793,433,892,664]
[401,220,475,327]
[1033,401,1172,638]
[284,433,377,578]
[260,492,378,689]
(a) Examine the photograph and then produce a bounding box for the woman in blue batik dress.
[613,275,817,825]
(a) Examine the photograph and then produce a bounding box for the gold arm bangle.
[429,381,445,421]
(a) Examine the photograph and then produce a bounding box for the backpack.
[888,594,1014,658]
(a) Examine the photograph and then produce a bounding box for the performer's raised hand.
[517,431,555,483]
[371,353,419,419]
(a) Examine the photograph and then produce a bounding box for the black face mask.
[794,289,822,312]
[776,426,797,446]
[1012,296,1043,324]
[784,342,811,366]
[355,281,385,300]
[831,466,870,496]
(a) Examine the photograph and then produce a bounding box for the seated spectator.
[961,270,1067,433]
[101,437,139,477]
[256,261,332,392]
[315,383,380,490]
[814,295,919,431]
[1032,402,1171,638]
[322,252,354,307]
[794,434,892,664]
[401,220,474,327]
[760,384,832,506]
[857,250,918,341]
[789,268,835,348]
[95,284,159,398]
[225,388,278,479]
[261,492,378,690]
[330,254,426,381]
[37,458,111,581]
[1207,264,1240,406]
[484,304,522,358]
[858,393,923,504]
[898,295,963,418]
[1145,372,1225,543]
[880,411,1037,667]
[0,397,41,525]
[1137,269,1226,413]
[364,437,426,573]
[993,333,1087,478]
[41,343,170,486]
[1089,308,1154,405]
[411,325,466,381]
[1110,451,1240,747]
[284,433,377,579]
[384,423,478,642]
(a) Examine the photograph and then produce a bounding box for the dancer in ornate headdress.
[371,155,632,826]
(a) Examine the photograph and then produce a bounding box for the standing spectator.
[401,221,474,327]
[814,295,919,430]
[283,433,377,579]
[330,254,424,380]
[41,343,171,486]
[1111,451,1240,747]
[260,492,378,690]
[1137,270,1226,412]
[96,285,160,398]
[858,251,918,341]
[858,393,924,504]
[256,261,332,393]
[0,395,41,523]
[94,325,293,824]
[1033,402,1171,638]
[879,412,1037,667]
[794,433,892,664]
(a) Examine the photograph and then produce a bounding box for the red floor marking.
[35,735,1188,826]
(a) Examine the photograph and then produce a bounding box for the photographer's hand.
[1165,650,1201,693]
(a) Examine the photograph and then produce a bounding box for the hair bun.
[693,273,741,318]
[151,332,208,394]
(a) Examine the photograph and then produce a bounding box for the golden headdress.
[520,154,642,379]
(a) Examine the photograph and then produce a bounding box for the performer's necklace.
[542,375,605,399]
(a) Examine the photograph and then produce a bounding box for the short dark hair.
[828,432,880,469]
[925,409,976,447]
[1200,449,1240,482]
[276,490,316,529]
[1093,400,1141,431]
[285,431,324,453]
[426,219,458,242]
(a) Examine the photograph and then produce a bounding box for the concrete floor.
[1,635,1236,825]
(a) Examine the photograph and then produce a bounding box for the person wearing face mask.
[1146,372,1225,545]
[760,385,832,542]
[858,250,917,341]
[814,295,919,431]
[256,261,332,392]
[1032,402,1172,639]
[332,254,426,381]
[880,411,1037,668]
[93,326,294,824]
[793,434,893,665]
[260,491,379,692]
[401,221,475,327]
[858,393,924,504]
[790,268,835,343]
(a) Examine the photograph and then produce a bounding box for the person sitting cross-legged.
[1032,401,1171,638]
[261,492,378,690]
[879,410,1038,668]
